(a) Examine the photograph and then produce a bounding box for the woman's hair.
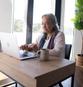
[42,13,59,31]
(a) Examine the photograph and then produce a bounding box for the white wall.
[72,29,82,60]
[0,0,12,33]
[60,0,65,31]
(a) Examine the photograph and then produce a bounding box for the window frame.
[26,0,61,43]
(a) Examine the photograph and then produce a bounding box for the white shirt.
[36,31,65,58]
[43,37,51,49]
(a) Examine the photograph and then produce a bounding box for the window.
[63,0,75,59]
[12,0,28,46]
[64,0,75,44]
[32,0,55,42]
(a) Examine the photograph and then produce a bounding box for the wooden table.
[0,53,75,87]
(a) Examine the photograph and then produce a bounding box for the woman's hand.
[20,44,29,51]
[20,43,38,51]
[28,44,38,51]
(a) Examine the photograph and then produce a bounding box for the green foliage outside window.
[14,19,23,32]
[33,23,41,32]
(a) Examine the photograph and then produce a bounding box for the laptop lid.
[0,33,37,60]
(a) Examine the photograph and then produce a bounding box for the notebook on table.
[0,33,38,60]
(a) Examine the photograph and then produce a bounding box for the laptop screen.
[0,33,38,60]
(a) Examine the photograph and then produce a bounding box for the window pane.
[64,0,75,44]
[32,0,55,42]
[12,0,28,46]
[63,0,75,59]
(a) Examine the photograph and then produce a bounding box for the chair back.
[65,44,72,60]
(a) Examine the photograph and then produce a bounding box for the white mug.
[38,49,49,61]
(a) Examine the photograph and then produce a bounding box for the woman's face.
[42,16,54,34]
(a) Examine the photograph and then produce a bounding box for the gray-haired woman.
[20,13,65,58]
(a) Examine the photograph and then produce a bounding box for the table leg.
[15,82,17,87]
[59,82,63,87]
[71,74,74,87]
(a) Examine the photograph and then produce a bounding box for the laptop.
[0,33,38,60]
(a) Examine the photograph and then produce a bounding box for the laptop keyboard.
[19,50,37,57]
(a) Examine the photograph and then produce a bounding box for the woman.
[20,13,65,58]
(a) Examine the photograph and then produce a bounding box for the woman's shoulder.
[54,31,65,40]
[58,31,64,34]
[57,31,64,35]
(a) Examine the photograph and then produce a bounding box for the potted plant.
[74,0,83,66]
